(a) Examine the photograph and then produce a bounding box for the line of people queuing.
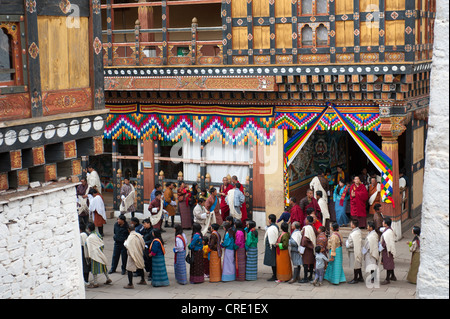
[78,169,419,289]
[79,208,420,290]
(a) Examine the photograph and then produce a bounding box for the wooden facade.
[100,0,434,231]
[0,0,107,190]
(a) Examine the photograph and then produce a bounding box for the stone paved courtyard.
[84,215,418,300]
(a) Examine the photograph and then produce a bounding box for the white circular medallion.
[93,116,104,131]
[69,120,80,135]
[57,123,68,137]
[81,118,91,132]
[31,126,43,141]
[45,124,56,139]
[5,130,17,146]
[18,129,29,143]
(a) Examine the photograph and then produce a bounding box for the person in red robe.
[350,176,369,229]
[231,175,248,221]
[219,176,234,221]
[299,189,321,228]
[289,197,303,232]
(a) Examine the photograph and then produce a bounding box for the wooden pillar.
[191,17,198,65]
[200,141,207,190]
[154,139,160,187]
[143,138,155,204]
[377,113,407,239]
[380,136,401,221]
[24,0,43,117]
[112,140,119,211]
[247,144,254,220]
[252,143,265,211]
[137,139,144,212]
[138,0,155,43]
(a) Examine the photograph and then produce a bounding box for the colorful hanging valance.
[275,105,381,131]
[104,103,276,145]
[282,103,394,206]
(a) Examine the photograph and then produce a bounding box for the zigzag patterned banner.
[104,104,276,145]
[275,105,380,131]
[329,103,394,206]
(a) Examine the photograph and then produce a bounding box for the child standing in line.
[202,236,211,278]
[313,245,329,286]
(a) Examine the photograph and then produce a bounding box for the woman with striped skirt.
[173,224,188,285]
[234,220,246,281]
[245,220,258,281]
[221,221,236,282]
[208,223,222,283]
[149,229,170,287]
[324,223,346,285]
[188,223,205,284]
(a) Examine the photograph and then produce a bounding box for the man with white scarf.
[363,221,380,285]
[225,183,246,221]
[120,177,136,217]
[299,215,317,283]
[263,214,279,281]
[88,188,107,237]
[346,219,363,284]
[193,198,215,236]
[380,217,397,285]
[85,222,112,288]
[124,224,146,288]
[87,165,102,194]
[288,221,303,283]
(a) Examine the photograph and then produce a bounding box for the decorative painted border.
[104,61,431,79]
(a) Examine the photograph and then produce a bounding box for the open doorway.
[346,131,382,184]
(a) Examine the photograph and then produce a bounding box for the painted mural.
[288,130,347,190]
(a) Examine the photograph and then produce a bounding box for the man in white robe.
[87,165,102,194]
[193,198,214,236]
[363,221,380,285]
[225,183,246,221]
[88,189,107,236]
[124,224,146,288]
[346,219,363,284]
[315,190,330,233]
[120,178,136,217]
[310,175,328,203]
[85,222,112,288]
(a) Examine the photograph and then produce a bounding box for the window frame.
[0,17,26,94]
[299,0,329,17]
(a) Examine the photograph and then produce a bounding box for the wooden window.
[38,16,90,92]
[0,22,23,87]
[0,27,13,86]
[316,24,328,46]
[316,0,328,14]
[300,0,327,15]
[301,0,313,15]
[301,25,313,47]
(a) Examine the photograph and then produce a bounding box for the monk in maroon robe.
[299,189,321,228]
[289,197,303,230]
[219,176,234,221]
[350,176,369,228]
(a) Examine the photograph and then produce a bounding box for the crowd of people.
[77,167,420,290]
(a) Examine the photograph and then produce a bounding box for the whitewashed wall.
[0,183,85,299]
[417,0,449,299]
